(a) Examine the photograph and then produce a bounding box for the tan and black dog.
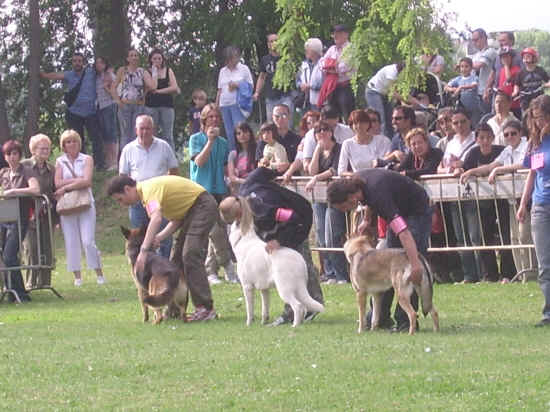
[343,235,439,335]
[121,226,188,324]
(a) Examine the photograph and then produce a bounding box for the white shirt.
[495,137,529,166]
[487,113,519,146]
[217,62,253,107]
[56,152,94,201]
[337,134,392,175]
[119,137,178,181]
[367,64,399,95]
[442,132,476,165]
[302,123,354,159]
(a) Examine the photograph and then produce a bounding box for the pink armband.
[389,216,408,235]
[275,208,294,222]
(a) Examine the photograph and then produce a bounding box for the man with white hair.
[119,114,179,258]
[296,38,324,112]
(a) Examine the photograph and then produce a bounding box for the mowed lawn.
[1,172,550,411]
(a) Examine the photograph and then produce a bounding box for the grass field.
[1,171,550,411]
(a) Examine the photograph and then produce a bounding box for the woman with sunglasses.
[305,120,347,283]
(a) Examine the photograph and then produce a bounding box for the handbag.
[56,161,92,216]
[63,67,86,107]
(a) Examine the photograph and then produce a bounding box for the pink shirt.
[321,42,353,84]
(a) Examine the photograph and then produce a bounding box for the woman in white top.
[54,130,105,286]
[338,109,391,176]
[112,49,154,148]
[216,46,253,152]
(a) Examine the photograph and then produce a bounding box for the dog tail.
[418,254,435,317]
[143,289,174,308]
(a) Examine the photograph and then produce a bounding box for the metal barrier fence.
[279,171,536,282]
[0,194,62,303]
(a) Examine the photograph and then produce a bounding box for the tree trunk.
[0,76,11,144]
[89,0,130,69]
[24,0,41,150]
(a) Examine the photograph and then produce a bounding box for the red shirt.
[498,65,521,109]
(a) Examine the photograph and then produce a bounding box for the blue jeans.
[118,103,146,149]
[220,104,245,152]
[146,106,175,150]
[365,89,393,137]
[97,104,118,144]
[531,204,550,320]
[449,202,482,282]
[66,110,104,169]
[266,95,294,126]
[1,221,29,299]
[312,203,349,282]
[129,203,172,258]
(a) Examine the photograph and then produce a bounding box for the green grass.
[1,171,550,411]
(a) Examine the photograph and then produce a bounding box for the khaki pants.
[171,192,217,310]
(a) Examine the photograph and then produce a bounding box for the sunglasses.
[392,116,404,121]
[503,131,518,137]
[315,127,331,133]
[452,119,467,125]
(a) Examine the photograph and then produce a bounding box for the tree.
[24,0,42,145]
[273,0,452,98]
[516,29,550,74]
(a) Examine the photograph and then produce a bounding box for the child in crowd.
[258,122,288,170]
[188,89,207,135]
[445,57,480,128]
[513,48,550,114]
[227,122,257,194]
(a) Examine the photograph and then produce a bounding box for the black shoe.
[535,318,550,328]
[365,312,394,330]
[268,316,290,327]
[304,311,319,322]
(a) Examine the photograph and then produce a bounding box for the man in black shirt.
[253,33,295,124]
[328,168,432,331]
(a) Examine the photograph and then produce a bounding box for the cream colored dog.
[220,196,324,327]
[344,235,439,335]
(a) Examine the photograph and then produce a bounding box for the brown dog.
[343,235,439,335]
[121,226,188,324]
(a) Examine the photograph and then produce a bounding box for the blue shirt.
[523,136,550,205]
[189,132,228,195]
[64,67,97,117]
[448,73,479,111]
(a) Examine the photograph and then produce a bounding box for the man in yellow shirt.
[107,174,219,321]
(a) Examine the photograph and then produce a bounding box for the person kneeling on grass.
[107,174,218,322]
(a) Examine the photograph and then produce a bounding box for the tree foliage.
[0,0,454,148]
[516,29,550,74]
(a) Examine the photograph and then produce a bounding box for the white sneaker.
[74,278,82,287]
[97,276,106,285]
[208,274,222,285]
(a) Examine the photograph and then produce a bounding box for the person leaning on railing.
[0,140,40,302]
[21,134,57,289]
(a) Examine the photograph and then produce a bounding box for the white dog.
[221,197,324,327]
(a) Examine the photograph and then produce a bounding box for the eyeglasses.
[452,119,467,125]
[503,131,518,137]
[315,127,331,133]
[392,116,404,121]
[273,113,288,119]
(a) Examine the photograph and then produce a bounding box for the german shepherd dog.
[343,235,439,335]
[121,226,188,324]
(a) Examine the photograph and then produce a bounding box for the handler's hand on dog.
[265,239,280,254]
[410,259,423,286]
[136,251,147,275]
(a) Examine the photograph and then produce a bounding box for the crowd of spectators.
[4,25,550,329]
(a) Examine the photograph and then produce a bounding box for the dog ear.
[121,226,131,240]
